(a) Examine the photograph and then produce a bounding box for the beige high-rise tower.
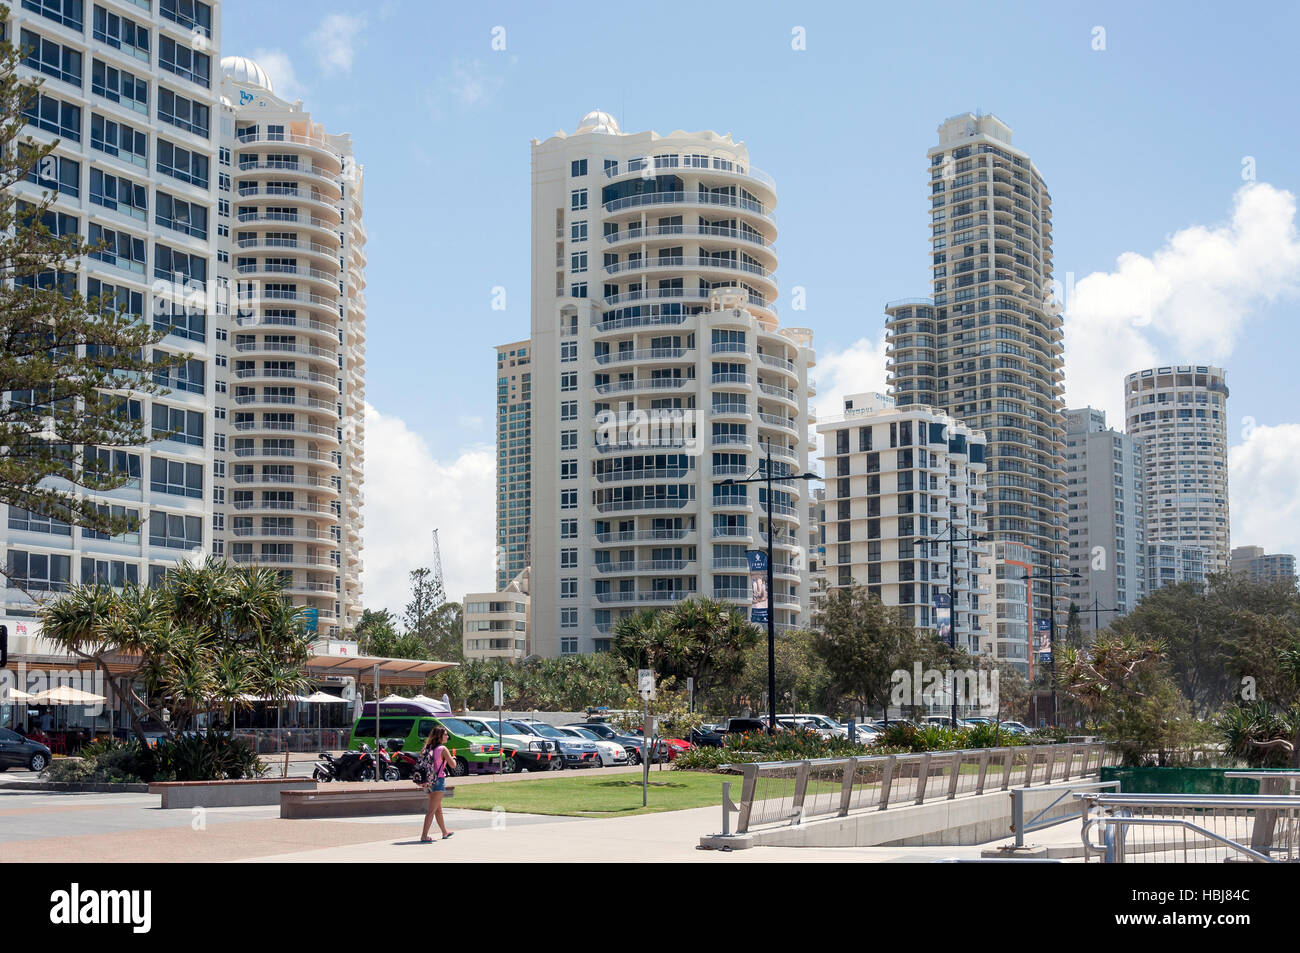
[884,113,1065,663]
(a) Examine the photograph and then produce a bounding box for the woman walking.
[419,725,454,843]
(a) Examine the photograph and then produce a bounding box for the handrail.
[725,742,1115,834]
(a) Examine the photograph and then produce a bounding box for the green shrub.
[42,737,159,784]
[671,747,758,772]
[154,732,266,781]
[965,722,1025,749]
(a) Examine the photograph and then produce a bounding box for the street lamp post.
[722,439,819,733]
[930,523,983,727]
[1020,566,1080,727]
[1085,596,1121,637]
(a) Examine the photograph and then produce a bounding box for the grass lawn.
[446,770,737,817]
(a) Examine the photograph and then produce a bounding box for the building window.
[561,489,577,510]
[570,159,587,177]
[560,548,577,568]
[570,189,587,210]
[560,519,577,539]
[561,577,577,598]
[560,401,577,421]
[570,252,587,273]
[570,220,587,242]
[560,430,577,450]
[6,550,71,592]
[561,459,577,479]
[560,637,578,655]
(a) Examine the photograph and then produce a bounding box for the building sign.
[746,550,769,623]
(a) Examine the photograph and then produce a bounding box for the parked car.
[555,726,629,767]
[0,727,51,772]
[919,715,978,730]
[562,722,652,764]
[998,721,1032,736]
[687,725,725,747]
[717,717,772,735]
[660,737,693,760]
[506,719,599,769]
[455,716,559,773]
[350,703,502,776]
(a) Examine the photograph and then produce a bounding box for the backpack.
[412,746,441,786]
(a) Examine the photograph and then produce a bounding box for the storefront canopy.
[304,653,457,688]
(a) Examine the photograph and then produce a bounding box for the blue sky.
[222,1,1300,610]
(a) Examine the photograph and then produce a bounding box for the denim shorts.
[429,777,446,793]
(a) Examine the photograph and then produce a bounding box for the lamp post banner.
[746,550,769,623]
[933,591,951,642]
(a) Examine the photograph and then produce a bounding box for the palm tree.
[41,558,313,745]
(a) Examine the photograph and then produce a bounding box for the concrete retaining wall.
[150,778,317,809]
[701,784,1087,850]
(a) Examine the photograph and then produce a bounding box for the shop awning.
[304,653,457,688]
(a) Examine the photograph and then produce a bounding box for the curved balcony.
[757,411,797,433]
[603,223,776,254]
[238,287,342,315]
[602,190,774,223]
[232,499,335,516]
[709,402,751,422]
[232,447,335,464]
[593,496,695,514]
[232,420,340,443]
[595,560,692,575]
[235,236,340,265]
[757,381,798,407]
[233,393,337,413]
[594,346,691,366]
[602,154,775,191]
[604,254,776,285]
[232,527,338,543]
[593,528,693,544]
[589,311,688,335]
[235,188,342,222]
[236,261,341,291]
[234,159,342,191]
[593,467,692,484]
[593,377,689,397]
[235,211,341,244]
[283,579,338,597]
[235,314,339,342]
[234,367,337,387]
[231,473,340,493]
[233,341,339,366]
[230,552,337,571]
[601,285,776,318]
[234,132,344,171]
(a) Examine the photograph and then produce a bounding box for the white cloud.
[426,60,504,119]
[308,13,366,74]
[359,403,497,616]
[811,333,890,421]
[250,48,305,102]
[1063,182,1300,422]
[1229,423,1300,560]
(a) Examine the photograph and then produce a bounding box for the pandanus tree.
[612,598,759,703]
[40,558,313,744]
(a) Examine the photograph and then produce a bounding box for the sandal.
[419,837,434,843]
[442,832,454,840]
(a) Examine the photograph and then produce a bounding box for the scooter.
[373,741,401,782]
[313,747,380,782]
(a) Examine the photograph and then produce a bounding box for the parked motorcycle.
[313,747,383,782]
[373,741,401,782]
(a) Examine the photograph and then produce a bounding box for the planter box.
[150,777,318,809]
[280,783,453,819]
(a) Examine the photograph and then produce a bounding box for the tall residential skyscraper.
[885,113,1065,659]
[1124,365,1230,577]
[817,392,992,655]
[495,339,531,590]
[528,112,815,657]
[218,58,367,638]
[1064,407,1147,636]
[1,4,366,640]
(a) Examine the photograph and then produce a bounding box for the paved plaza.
[0,780,1090,863]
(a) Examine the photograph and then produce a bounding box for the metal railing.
[1079,792,1300,863]
[729,743,1115,834]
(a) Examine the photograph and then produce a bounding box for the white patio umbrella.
[30,685,106,705]
[1,686,34,702]
[301,691,348,737]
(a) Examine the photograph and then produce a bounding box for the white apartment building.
[463,567,529,661]
[1146,542,1208,591]
[495,339,531,591]
[1,4,365,640]
[528,112,815,657]
[217,57,366,638]
[817,392,992,655]
[1230,545,1297,585]
[884,113,1066,654]
[1064,407,1146,636]
[1124,365,1229,577]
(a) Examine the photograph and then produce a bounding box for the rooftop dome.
[576,109,620,135]
[220,56,273,93]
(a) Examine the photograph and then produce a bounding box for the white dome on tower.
[576,110,620,135]
[220,56,274,93]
